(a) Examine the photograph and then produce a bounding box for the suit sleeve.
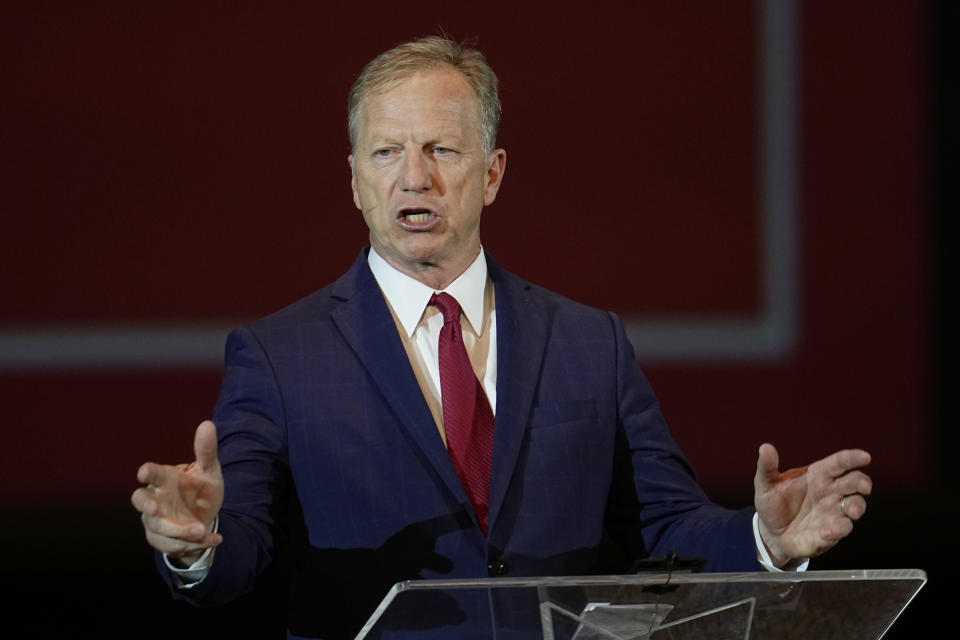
[606,312,760,572]
[158,325,291,605]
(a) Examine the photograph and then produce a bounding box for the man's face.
[349,67,506,286]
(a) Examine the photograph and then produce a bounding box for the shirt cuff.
[753,512,809,572]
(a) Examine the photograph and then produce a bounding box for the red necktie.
[430,292,494,533]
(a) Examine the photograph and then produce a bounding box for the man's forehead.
[359,113,474,148]
[365,68,476,108]
[370,64,473,98]
[357,69,482,141]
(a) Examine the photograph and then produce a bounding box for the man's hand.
[754,443,872,568]
[131,420,224,566]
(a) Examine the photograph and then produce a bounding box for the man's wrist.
[163,515,219,586]
[753,512,809,572]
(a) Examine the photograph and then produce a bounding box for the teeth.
[404,212,431,223]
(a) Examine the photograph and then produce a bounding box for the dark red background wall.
[1,2,950,637]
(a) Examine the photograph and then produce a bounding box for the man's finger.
[193,420,220,473]
[130,486,154,515]
[141,511,209,542]
[837,493,868,520]
[820,515,854,543]
[136,462,160,487]
[136,462,181,490]
[833,470,873,497]
[819,449,872,478]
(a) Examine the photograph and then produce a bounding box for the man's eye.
[433,147,452,155]
[373,148,394,158]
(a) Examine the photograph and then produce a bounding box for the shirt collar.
[367,247,489,338]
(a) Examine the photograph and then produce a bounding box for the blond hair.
[347,36,501,155]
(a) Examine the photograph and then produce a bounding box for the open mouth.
[399,208,435,225]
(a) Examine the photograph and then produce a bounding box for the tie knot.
[430,292,461,325]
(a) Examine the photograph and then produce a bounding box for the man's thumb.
[194,420,220,471]
[755,442,780,486]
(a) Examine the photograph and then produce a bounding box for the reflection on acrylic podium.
[356,569,926,639]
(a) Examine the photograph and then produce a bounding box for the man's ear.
[348,154,361,210]
[483,149,507,206]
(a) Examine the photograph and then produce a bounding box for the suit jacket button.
[487,559,508,576]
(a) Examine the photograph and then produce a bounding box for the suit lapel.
[329,252,469,505]
[486,255,549,533]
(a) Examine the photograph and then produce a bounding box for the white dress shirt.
[367,246,497,432]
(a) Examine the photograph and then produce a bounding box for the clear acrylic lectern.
[356,569,926,639]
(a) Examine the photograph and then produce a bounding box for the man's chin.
[374,244,441,273]
[384,237,446,265]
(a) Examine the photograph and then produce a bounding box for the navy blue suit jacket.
[162,249,759,638]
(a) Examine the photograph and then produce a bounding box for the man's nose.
[400,151,433,192]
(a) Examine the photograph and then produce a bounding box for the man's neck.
[373,248,482,291]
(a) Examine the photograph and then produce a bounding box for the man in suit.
[131,36,872,639]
